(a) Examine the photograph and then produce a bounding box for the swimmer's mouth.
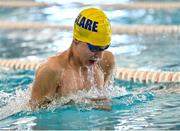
[89,59,97,64]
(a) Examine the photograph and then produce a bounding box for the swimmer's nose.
[93,51,103,59]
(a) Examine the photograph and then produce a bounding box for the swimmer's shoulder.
[101,51,115,66]
[38,51,67,74]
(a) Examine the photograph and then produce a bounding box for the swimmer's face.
[75,40,103,66]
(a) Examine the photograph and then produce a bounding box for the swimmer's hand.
[65,97,112,111]
[93,105,112,111]
[85,97,112,111]
[87,97,111,102]
[29,97,112,111]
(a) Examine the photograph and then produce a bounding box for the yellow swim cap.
[73,8,112,47]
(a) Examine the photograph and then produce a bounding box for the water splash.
[46,83,129,111]
[0,88,31,120]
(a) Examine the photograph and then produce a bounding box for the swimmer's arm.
[86,97,112,111]
[30,64,59,109]
[91,52,115,110]
[100,51,116,86]
[66,98,112,111]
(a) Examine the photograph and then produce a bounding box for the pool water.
[0,69,179,130]
[0,0,180,130]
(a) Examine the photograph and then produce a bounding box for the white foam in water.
[47,84,128,111]
[0,66,129,120]
[0,84,127,120]
[47,66,128,109]
[0,88,31,120]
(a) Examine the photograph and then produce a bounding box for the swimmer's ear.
[73,39,80,46]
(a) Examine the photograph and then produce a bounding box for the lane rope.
[115,68,180,83]
[79,2,180,9]
[0,59,179,83]
[0,21,180,34]
[1,1,180,9]
[0,1,50,7]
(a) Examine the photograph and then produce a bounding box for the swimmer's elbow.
[29,97,52,110]
[30,87,51,109]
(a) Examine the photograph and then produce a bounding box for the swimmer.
[30,8,115,109]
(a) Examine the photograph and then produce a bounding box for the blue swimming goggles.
[87,43,109,52]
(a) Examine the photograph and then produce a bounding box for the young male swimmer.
[30,8,115,108]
